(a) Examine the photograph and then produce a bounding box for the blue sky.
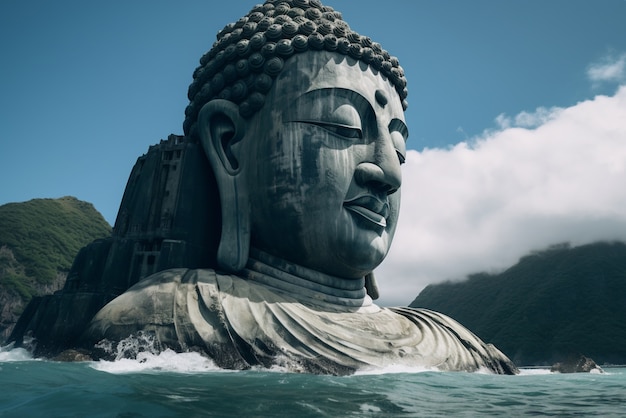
[2,1,626,305]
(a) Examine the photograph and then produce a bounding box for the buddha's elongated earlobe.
[365,272,379,300]
[198,100,250,272]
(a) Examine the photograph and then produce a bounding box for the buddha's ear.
[197,100,246,174]
[197,100,250,272]
[365,272,380,300]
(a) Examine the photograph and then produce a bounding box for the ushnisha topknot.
[183,0,408,139]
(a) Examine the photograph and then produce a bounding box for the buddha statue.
[81,0,517,375]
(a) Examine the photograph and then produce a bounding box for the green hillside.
[410,242,626,366]
[0,196,111,339]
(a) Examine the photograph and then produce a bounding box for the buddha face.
[243,51,408,279]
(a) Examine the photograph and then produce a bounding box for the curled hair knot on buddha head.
[183,0,409,140]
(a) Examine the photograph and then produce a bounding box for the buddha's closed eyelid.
[294,120,363,140]
[388,118,409,140]
[396,151,406,165]
[289,100,365,140]
[294,88,369,126]
[328,103,362,130]
[389,119,408,165]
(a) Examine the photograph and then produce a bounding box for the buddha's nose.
[355,139,402,195]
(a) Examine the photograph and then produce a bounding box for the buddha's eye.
[314,122,363,140]
[294,120,363,140]
[390,130,407,165]
[396,150,406,165]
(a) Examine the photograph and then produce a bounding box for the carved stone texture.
[10,0,518,375]
[81,49,517,374]
[82,266,517,375]
[9,135,220,356]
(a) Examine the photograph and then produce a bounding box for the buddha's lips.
[343,195,389,228]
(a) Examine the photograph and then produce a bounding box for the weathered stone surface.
[10,0,517,375]
[9,136,220,357]
[551,354,604,373]
[81,267,517,375]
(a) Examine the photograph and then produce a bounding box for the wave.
[518,368,552,375]
[89,332,222,374]
[354,364,438,376]
[90,348,222,374]
[0,343,34,362]
[2,334,600,378]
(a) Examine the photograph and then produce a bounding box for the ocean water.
[1,346,624,417]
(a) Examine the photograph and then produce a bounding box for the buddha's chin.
[329,235,390,278]
[318,214,393,276]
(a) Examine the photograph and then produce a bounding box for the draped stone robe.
[83,254,517,375]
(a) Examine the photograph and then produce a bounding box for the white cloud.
[376,86,626,306]
[495,106,562,130]
[587,53,626,84]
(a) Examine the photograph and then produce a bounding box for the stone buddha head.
[183,0,409,287]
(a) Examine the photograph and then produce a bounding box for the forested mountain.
[0,197,111,341]
[410,242,626,366]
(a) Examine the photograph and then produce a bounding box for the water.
[1,347,625,417]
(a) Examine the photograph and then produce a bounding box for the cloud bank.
[377,85,626,306]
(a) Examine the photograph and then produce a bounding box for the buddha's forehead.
[274,51,405,119]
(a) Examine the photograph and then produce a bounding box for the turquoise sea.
[1,346,625,417]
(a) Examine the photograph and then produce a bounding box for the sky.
[1,0,626,306]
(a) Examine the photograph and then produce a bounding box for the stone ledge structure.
[10,135,220,356]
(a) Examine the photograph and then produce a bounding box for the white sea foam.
[89,332,222,374]
[261,355,439,375]
[0,343,34,362]
[518,368,552,375]
[356,365,549,376]
[354,364,438,376]
[91,348,222,374]
[360,403,382,413]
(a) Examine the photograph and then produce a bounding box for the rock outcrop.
[551,354,604,373]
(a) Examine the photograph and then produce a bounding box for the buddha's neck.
[242,248,372,308]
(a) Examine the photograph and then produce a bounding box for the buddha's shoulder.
[114,268,278,304]
[386,306,497,349]
[87,269,230,319]
[123,268,238,290]
[386,306,470,330]
[83,268,234,341]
